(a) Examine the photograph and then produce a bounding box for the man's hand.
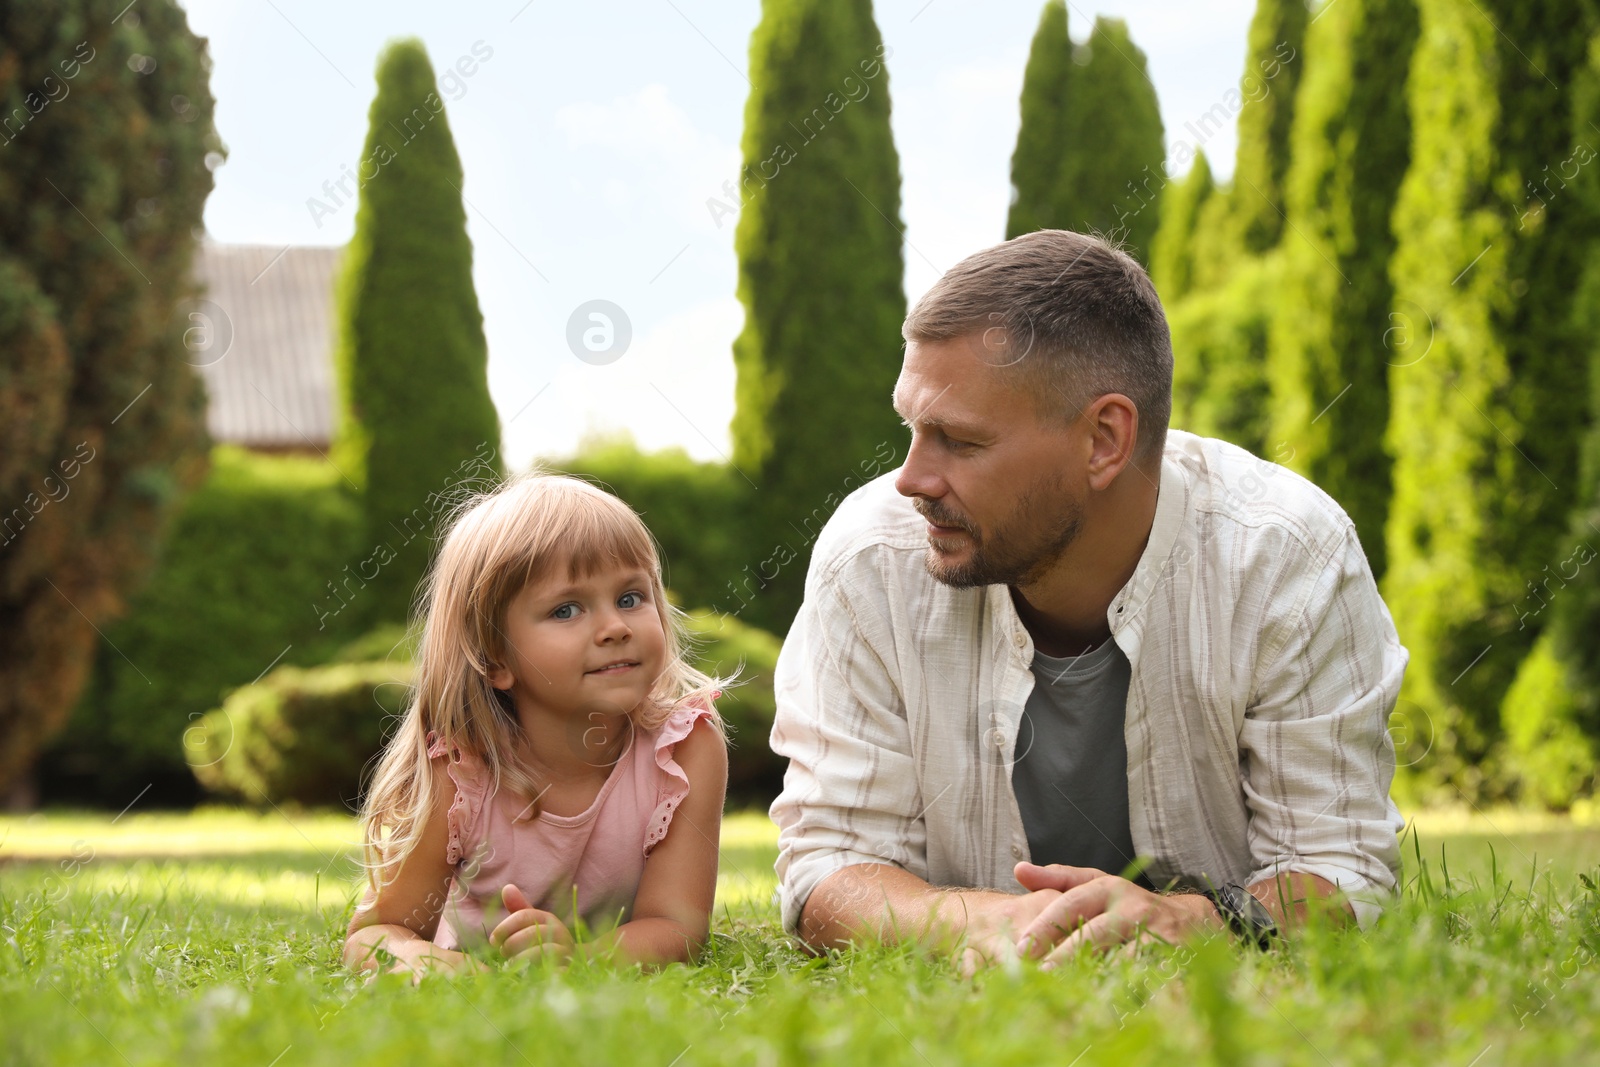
[953,888,1064,978]
[1012,862,1224,967]
[489,884,574,965]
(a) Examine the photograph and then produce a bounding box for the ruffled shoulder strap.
[426,730,490,867]
[643,691,721,855]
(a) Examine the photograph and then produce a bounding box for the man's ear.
[1083,393,1139,491]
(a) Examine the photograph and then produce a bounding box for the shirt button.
[1011,844,1023,859]
[1012,632,1026,648]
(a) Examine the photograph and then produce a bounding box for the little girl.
[344,470,733,978]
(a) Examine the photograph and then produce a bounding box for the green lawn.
[2,806,1598,1066]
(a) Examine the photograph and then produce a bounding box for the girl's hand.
[489,884,574,964]
[384,946,490,985]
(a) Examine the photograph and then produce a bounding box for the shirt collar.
[991,451,1190,659]
[1108,453,1188,630]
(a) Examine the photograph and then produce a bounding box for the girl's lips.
[586,662,639,675]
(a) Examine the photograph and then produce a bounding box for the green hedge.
[188,660,412,809]
[188,608,787,809]
[41,446,365,803]
[1167,254,1280,457]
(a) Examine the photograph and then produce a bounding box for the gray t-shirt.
[1011,635,1143,881]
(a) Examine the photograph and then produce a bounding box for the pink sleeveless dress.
[426,696,717,950]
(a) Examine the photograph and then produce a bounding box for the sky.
[184,0,1260,469]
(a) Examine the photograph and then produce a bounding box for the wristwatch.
[1202,883,1279,949]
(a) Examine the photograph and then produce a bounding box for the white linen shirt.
[769,429,1407,934]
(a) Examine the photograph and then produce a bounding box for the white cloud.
[511,296,745,468]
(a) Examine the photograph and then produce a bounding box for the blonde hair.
[357,467,733,893]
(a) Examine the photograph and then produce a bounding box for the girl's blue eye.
[552,603,578,620]
[619,591,644,609]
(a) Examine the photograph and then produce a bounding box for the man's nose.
[894,433,946,501]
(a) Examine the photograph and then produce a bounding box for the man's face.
[891,335,1086,588]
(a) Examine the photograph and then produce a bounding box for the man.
[768,230,1406,970]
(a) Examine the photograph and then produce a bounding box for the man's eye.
[619,591,645,609]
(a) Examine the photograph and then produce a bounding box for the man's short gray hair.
[902,229,1174,464]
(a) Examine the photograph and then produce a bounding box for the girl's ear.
[486,661,514,690]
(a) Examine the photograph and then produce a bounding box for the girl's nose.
[597,609,632,642]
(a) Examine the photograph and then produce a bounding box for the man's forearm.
[798,863,1024,952]
[1246,871,1354,931]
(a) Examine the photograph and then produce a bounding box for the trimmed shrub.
[188,609,787,808]
[1227,0,1309,254]
[1006,0,1073,240]
[1267,0,1419,583]
[730,0,907,637]
[0,0,221,794]
[1499,632,1595,810]
[40,446,364,804]
[1168,254,1281,458]
[188,660,413,809]
[682,610,786,804]
[331,38,503,628]
[1059,16,1165,263]
[1150,151,1215,304]
[1384,0,1596,796]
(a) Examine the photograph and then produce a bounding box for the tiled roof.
[193,242,342,449]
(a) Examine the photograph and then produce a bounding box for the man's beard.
[918,472,1084,588]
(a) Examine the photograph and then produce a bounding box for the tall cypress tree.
[1004,8,1164,263]
[1150,150,1215,303]
[1058,17,1166,262]
[729,0,905,636]
[1228,0,1309,254]
[332,39,502,627]
[1499,27,1600,808]
[0,0,219,796]
[1266,0,1419,582]
[1165,0,1306,456]
[1006,0,1072,240]
[1384,0,1597,796]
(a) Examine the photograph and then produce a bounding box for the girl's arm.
[581,717,728,967]
[344,757,482,979]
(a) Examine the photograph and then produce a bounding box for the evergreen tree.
[1228,0,1309,254]
[1004,7,1164,262]
[0,0,219,797]
[1266,0,1419,582]
[729,0,906,636]
[1167,253,1279,456]
[1006,0,1071,240]
[1500,28,1600,807]
[1150,150,1215,303]
[332,39,502,627]
[1059,17,1166,262]
[1384,0,1598,796]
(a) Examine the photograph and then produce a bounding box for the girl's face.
[486,559,668,725]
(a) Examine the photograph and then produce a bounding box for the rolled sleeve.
[1240,525,1408,930]
[768,553,924,936]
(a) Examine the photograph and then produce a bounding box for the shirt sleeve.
[767,550,925,937]
[1239,523,1408,930]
